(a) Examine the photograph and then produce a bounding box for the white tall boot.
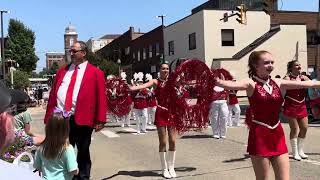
[159,152,171,179]
[290,138,301,161]
[167,151,177,178]
[298,138,308,159]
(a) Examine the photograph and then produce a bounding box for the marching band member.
[120,72,132,127]
[283,60,310,160]
[209,72,229,139]
[132,72,149,134]
[130,62,177,178]
[216,50,320,180]
[227,87,241,127]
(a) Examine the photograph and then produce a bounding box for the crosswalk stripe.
[122,127,137,132]
[100,130,120,138]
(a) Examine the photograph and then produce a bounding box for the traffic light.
[223,12,228,22]
[236,4,247,25]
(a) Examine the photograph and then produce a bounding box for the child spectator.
[34,110,78,180]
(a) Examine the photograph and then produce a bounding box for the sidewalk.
[28,106,46,115]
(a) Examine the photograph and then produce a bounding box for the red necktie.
[65,65,78,111]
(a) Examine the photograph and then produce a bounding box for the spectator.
[0,81,41,179]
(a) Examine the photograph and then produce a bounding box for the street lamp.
[1,10,9,79]
[117,58,121,76]
[156,15,166,26]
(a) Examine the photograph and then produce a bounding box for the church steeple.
[64,23,78,63]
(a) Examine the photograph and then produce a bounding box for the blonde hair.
[41,113,69,159]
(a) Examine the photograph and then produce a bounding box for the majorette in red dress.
[283,75,308,119]
[147,87,157,108]
[154,79,173,127]
[247,77,288,156]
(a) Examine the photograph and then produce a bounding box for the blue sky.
[0,0,318,72]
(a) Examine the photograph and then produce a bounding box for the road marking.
[301,159,320,166]
[122,127,137,132]
[100,130,120,138]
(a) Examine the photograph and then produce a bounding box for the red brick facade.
[271,11,319,69]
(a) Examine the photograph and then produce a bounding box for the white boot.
[167,151,177,178]
[290,138,301,161]
[298,138,308,159]
[159,152,171,179]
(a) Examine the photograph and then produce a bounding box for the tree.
[87,52,118,77]
[48,62,59,75]
[38,68,48,77]
[6,19,39,74]
[5,70,30,89]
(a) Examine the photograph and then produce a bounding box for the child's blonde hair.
[42,112,69,159]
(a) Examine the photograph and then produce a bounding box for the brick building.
[130,26,164,77]
[46,52,65,69]
[271,11,319,71]
[97,26,164,78]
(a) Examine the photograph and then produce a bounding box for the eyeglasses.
[69,49,83,53]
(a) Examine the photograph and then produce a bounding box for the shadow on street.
[223,154,251,163]
[102,167,197,179]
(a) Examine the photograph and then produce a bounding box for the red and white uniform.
[154,79,173,127]
[209,86,229,138]
[247,77,288,156]
[228,90,241,127]
[147,87,157,125]
[133,89,149,133]
[283,75,308,119]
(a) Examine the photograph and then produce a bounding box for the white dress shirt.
[57,61,88,113]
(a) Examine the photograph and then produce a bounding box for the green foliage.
[38,68,48,77]
[5,70,30,89]
[87,52,119,77]
[48,62,59,75]
[6,19,39,74]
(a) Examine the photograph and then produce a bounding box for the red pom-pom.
[209,68,232,101]
[166,59,213,133]
[106,77,131,117]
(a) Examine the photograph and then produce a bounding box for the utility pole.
[0,10,9,79]
[156,15,166,26]
[317,0,320,70]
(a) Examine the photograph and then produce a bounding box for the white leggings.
[228,104,241,126]
[148,106,156,124]
[134,108,148,132]
[209,100,229,137]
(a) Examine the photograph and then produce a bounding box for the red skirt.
[154,106,173,127]
[283,100,308,119]
[247,123,288,156]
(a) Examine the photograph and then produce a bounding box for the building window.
[149,45,153,58]
[307,31,317,45]
[143,48,146,60]
[221,29,234,46]
[168,41,174,56]
[156,43,160,56]
[70,38,74,46]
[137,50,141,62]
[133,52,136,59]
[189,33,196,50]
[125,47,130,55]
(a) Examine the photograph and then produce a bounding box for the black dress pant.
[69,116,93,180]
